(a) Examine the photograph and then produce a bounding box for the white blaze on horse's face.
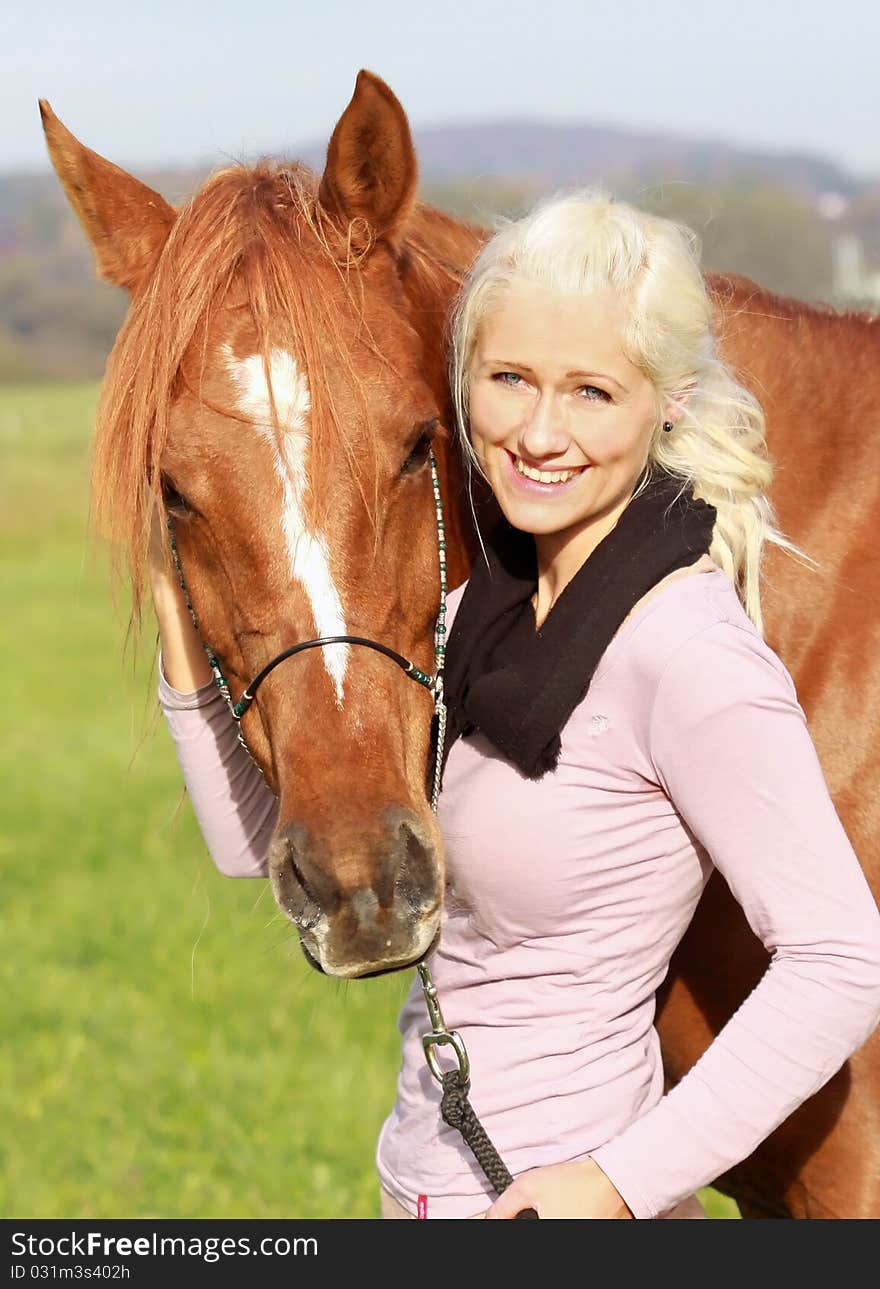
[223,344,349,706]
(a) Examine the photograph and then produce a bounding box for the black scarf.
[437,471,716,785]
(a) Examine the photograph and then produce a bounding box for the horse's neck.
[400,203,492,588]
[709,272,880,553]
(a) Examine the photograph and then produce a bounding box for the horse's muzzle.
[268,808,443,978]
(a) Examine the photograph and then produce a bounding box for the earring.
[662,421,674,433]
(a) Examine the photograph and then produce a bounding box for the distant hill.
[299,118,867,199]
[1,119,877,380]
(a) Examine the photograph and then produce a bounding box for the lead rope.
[419,462,537,1219]
[165,449,535,1218]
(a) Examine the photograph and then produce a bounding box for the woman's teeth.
[514,456,586,484]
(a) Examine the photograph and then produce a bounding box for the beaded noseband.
[165,447,536,1217]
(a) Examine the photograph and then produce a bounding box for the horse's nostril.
[269,822,339,928]
[289,853,322,910]
[392,814,440,915]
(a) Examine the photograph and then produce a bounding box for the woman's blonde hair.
[448,186,798,632]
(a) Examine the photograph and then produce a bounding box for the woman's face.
[468,278,668,567]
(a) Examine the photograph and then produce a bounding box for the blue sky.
[6,0,879,177]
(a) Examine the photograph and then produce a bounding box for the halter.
[165,447,535,1216]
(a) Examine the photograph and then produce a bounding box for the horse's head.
[41,71,473,979]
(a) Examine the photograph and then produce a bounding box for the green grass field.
[1,382,739,1219]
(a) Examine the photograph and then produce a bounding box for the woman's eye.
[492,373,609,401]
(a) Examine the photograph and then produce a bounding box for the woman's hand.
[147,496,174,596]
[482,1157,634,1219]
[147,500,214,692]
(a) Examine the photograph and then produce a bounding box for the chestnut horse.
[41,70,879,1218]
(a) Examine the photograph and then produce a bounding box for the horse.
[41,69,879,1218]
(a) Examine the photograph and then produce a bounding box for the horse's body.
[656,281,880,1218]
[42,70,879,1216]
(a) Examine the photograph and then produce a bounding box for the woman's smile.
[503,447,591,495]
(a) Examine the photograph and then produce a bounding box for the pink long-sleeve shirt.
[157,559,880,1219]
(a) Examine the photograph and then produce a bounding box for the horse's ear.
[39,100,176,293]
[318,70,418,251]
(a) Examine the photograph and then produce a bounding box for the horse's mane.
[404,202,485,293]
[93,160,435,628]
[710,269,880,338]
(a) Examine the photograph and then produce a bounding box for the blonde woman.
[153,190,880,1218]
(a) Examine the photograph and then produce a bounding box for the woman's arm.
[151,509,278,877]
[158,659,278,877]
[588,620,880,1219]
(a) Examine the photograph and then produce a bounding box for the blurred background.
[3,0,877,1219]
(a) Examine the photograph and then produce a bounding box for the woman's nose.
[519,394,569,459]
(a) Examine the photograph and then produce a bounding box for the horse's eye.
[400,418,440,476]
[161,476,192,516]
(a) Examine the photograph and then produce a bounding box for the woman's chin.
[495,491,587,537]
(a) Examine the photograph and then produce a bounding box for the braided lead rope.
[439,1071,515,1193]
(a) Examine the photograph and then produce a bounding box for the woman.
[152,190,880,1219]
